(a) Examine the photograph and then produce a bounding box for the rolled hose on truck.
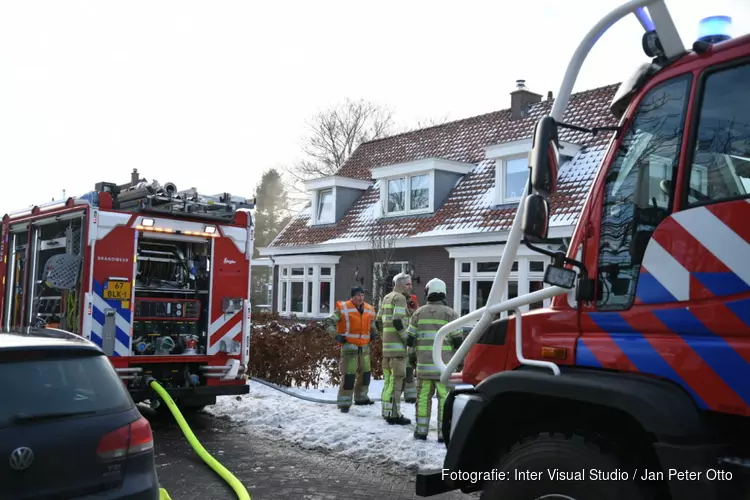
[146,378,251,500]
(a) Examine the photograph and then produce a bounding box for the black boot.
[339,407,349,413]
[354,399,374,406]
[437,437,444,444]
[414,433,427,441]
[386,415,411,425]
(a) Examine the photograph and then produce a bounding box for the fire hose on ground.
[249,376,384,404]
[145,373,416,498]
[147,378,251,500]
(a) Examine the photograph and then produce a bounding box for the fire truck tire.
[480,432,654,500]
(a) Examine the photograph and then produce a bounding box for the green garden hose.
[148,379,251,500]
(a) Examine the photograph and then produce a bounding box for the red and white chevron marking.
[207,310,243,355]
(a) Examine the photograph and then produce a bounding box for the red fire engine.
[417,2,749,499]
[0,169,254,410]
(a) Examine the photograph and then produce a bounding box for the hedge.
[247,312,384,388]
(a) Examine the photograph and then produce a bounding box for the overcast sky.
[1,0,748,215]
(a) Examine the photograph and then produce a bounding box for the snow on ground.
[207,378,452,472]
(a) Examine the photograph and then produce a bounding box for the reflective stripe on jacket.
[377,291,409,357]
[329,299,375,347]
[406,303,462,379]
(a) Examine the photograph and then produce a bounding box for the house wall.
[269,245,455,319]
[335,246,454,307]
[335,250,364,301]
[269,239,561,320]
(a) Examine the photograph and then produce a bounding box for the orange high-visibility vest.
[335,300,376,346]
[408,294,419,312]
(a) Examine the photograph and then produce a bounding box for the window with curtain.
[277,264,336,318]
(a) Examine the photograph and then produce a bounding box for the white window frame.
[495,154,530,204]
[380,171,435,216]
[484,138,581,206]
[302,176,372,225]
[447,244,559,320]
[310,187,336,225]
[453,257,551,319]
[275,255,339,318]
[372,261,409,303]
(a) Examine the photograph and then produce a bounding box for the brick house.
[257,82,620,320]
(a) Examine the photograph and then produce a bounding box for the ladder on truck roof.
[3,168,256,223]
[91,168,256,222]
[431,0,688,385]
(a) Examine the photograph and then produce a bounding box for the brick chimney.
[511,79,542,118]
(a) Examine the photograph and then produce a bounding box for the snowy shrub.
[248,312,384,388]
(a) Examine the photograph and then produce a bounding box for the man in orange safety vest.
[325,286,378,413]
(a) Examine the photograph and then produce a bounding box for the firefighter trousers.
[403,363,417,402]
[337,344,371,410]
[415,378,454,440]
[381,356,407,418]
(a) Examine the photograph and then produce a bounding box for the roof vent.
[516,79,527,90]
[547,91,553,100]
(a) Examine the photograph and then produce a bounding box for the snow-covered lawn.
[207,378,454,472]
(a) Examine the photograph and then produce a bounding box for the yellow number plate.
[104,281,131,300]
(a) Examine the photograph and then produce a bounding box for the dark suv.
[0,327,160,499]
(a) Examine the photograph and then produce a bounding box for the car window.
[0,354,133,427]
[687,61,750,206]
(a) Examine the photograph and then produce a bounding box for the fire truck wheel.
[480,432,654,500]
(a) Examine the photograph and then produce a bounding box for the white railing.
[435,0,685,386]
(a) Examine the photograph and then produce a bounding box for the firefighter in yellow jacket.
[325,286,377,413]
[402,290,418,404]
[377,272,412,425]
[407,278,463,442]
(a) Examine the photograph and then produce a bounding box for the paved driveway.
[147,408,475,500]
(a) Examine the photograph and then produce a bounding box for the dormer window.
[372,157,474,217]
[386,173,431,214]
[302,176,372,225]
[410,174,430,210]
[316,188,334,223]
[503,156,529,201]
[484,138,581,206]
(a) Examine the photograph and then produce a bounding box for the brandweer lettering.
[97,256,129,263]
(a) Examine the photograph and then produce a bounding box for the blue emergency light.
[698,15,732,44]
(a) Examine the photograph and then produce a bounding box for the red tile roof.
[268,83,620,249]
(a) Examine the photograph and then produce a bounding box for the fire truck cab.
[417,2,749,500]
[1,169,255,410]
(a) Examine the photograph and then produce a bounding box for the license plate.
[104,280,131,300]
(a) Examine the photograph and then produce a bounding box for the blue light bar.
[698,15,732,44]
[634,7,655,32]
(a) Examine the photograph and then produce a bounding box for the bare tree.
[368,199,399,305]
[284,98,395,188]
[399,113,452,133]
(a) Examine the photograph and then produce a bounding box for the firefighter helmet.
[425,278,447,296]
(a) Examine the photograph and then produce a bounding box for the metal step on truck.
[1,168,255,411]
[416,1,749,499]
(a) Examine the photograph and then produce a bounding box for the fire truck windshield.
[596,75,691,310]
